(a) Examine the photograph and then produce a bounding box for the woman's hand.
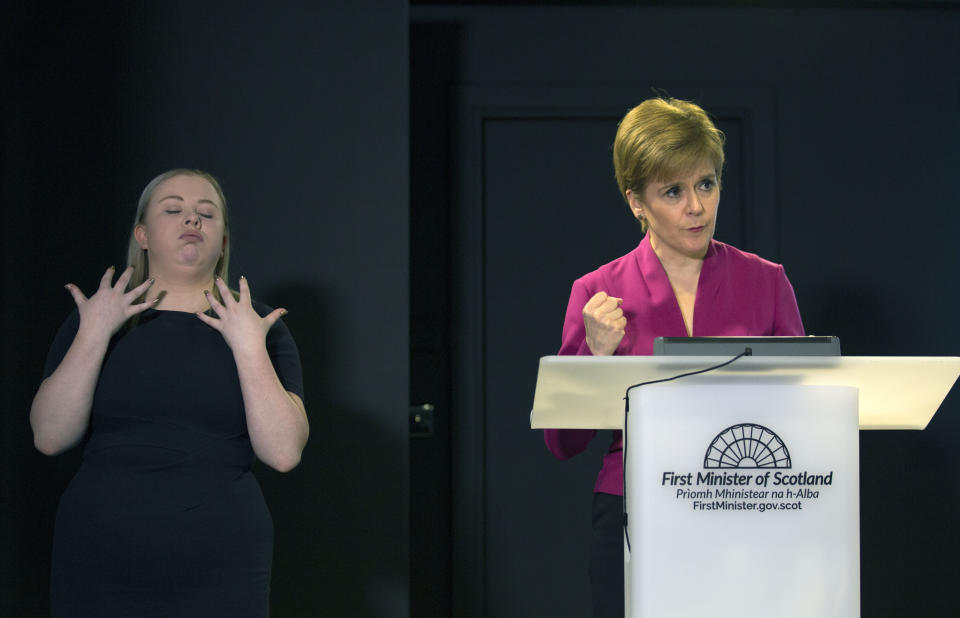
[32,266,153,455]
[196,276,286,354]
[583,291,626,356]
[197,276,307,472]
[65,266,155,342]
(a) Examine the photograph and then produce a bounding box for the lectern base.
[625,384,859,618]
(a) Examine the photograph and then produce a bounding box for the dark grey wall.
[411,4,960,617]
[5,2,959,617]
[1,3,409,616]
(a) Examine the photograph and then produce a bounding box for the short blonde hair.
[613,97,725,210]
[125,169,231,304]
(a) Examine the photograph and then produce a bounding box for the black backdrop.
[2,2,408,617]
[409,3,960,617]
[4,2,960,617]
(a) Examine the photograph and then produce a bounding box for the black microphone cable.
[620,348,752,554]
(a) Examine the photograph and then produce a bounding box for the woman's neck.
[649,236,705,291]
[145,273,216,312]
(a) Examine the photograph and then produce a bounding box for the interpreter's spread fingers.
[125,277,154,302]
[114,266,134,291]
[214,277,234,306]
[129,295,158,316]
[204,289,225,316]
[262,307,286,330]
[98,266,116,290]
[64,283,88,306]
[194,309,219,329]
[237,276,251,304]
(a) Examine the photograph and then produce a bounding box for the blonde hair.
[125,168,232,305]
[613,98,725,230]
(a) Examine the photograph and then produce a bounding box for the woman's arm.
[544,278,624,460]
[31,326,109,455]
[229,343,308,473]
[198,277,308,472]
[30,267,155,454]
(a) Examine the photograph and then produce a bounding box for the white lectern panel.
[626,384,859,618]
[530,355,960,430]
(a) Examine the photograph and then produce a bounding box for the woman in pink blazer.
[544,97,804,618]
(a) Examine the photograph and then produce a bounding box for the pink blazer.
[544,235,804,495]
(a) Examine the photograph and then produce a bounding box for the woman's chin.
[681,239,711,260]
[178,245,202,263]
[173,248,219,270]
[155,255,217,279]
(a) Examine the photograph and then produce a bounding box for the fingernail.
[281,309,288,316]
[148,278,155,285]
[203,290,210,296]
[240,275,246,281]
[64,284,70,290]
[216,276,222,282]
[152,297,160,304]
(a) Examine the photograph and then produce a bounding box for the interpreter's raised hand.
[583,291,626,356]
[64,266,156,341]
[196,276,286,355]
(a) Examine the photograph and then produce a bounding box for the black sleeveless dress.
[42,306,304,617]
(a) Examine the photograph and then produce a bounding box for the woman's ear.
[625,190,644,222]
[134,224,148,250]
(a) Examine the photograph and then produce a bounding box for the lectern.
[530,354,960,618]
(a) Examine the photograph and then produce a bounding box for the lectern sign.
[705,423,791,467]
[658,423,837,515]
[531,354,960,618]
[625,384,859,618]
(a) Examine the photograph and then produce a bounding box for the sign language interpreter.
[30,169,307,617]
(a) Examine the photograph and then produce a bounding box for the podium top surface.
[530,355,960,430]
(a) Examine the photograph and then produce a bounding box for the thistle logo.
[703,423,791,469]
